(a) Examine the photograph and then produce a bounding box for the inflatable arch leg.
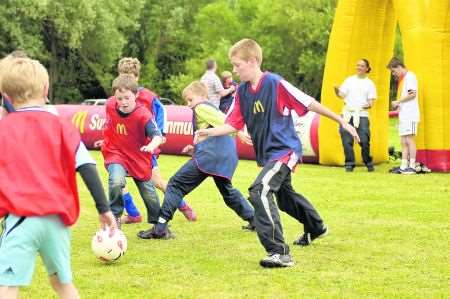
[320,0,450,172]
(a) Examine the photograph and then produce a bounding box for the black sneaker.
[367,165,375,172]
[345,166,354,172]
[293,225,328,246]
[137,226,175,240]
[259,253,294,268]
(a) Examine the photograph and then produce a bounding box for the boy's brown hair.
[229,38,263,65]
[182,81,208,100]
[387,57,405,69]
[112,74,139,94]
[117,57,141,77]
[0,58,48,104]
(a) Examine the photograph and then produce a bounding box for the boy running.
[102,74,163,228]
[117,57,197,223]
[137,81,255,239]
[197,39,359,268]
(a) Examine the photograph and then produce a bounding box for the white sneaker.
[259,253,294,268]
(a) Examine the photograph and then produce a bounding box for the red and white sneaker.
[121,214,143,224]
[178,204,197,222]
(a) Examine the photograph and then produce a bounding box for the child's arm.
[279,80,360,142]
[76,142,117,232]
[152,98,168,140]
[308,101,360,142]
[140,120,163,153]
[195,124,238,143]
[392,90,417,108]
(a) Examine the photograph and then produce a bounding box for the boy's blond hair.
[0,58,48,104]
[117,57,141,77]
[182,81,208,100]
[221,71,232,79]
[0,51,29,88]
[229,38,263,65]
[112,74,139,94]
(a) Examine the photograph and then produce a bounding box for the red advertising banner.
[51,104,319,163]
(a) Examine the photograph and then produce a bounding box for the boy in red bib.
[101,74,163,228]
[0,57,116,298]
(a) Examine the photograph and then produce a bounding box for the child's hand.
[99,211,117,236]
[93,139,104,148]
[237,131,253,145]
[194,129,209,144]
[181,144,194,155]
[140,144,154,153]
[392,101,400,109]
[341,122,360,143]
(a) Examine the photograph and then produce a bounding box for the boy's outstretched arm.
[75,142,116,232]
[77,164,117,232]
[308,101,360,143]
[195,124,238,143]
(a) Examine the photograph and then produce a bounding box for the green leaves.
[0,0,336,103]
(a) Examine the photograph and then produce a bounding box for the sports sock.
[400,159,408,170]
[123,192,140,217]
[409,159,416,168]
[178,199,187,209]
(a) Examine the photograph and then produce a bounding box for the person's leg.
[248,161,294,267]
[339,118,356,171]
[0,215,38,290]
[212,176,255,224]
[121,187,142,224]
[39,216,77,299]
[138,159,207,239]
[0,287,19,299]
[274,173,328,246]
[107,163,128,220]
[407,133,417,168]
[133,179,160,225]
[151,166,197,221]
[357,117,374,171]
[49,276,79,299]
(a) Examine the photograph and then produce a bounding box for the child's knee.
[0,286,19,299]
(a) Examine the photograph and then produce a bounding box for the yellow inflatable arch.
[320,0,450,172]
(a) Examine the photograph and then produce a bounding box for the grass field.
[19,119,449,298]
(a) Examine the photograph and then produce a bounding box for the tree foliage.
[0,0,338,103]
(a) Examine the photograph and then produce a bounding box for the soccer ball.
[91,227,127,262]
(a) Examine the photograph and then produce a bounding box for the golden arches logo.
[116,123,128,135]
[71,111,88,134]
[253,100,264,114]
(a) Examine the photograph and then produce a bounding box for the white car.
[82,99,107,106]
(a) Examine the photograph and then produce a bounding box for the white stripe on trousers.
[260,161,288,253]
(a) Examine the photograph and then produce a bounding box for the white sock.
[409,159,416,168]
[400,159,408,170]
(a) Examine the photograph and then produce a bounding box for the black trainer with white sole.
[259,253,294,268]
[293,225,328,246]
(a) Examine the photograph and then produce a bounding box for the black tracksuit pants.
[248,161,324,255]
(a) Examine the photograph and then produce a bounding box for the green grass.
[17,121,450,298]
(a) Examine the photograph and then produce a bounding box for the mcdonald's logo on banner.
[253,100,264,114]
[71,111,88,134]
[116,123,128,135]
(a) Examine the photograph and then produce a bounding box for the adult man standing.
[200,59,235,108]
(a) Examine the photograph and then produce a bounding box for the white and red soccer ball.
[91,227,127,262]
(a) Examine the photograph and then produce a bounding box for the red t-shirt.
[102,98,154,181]
[0,110,80,226]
